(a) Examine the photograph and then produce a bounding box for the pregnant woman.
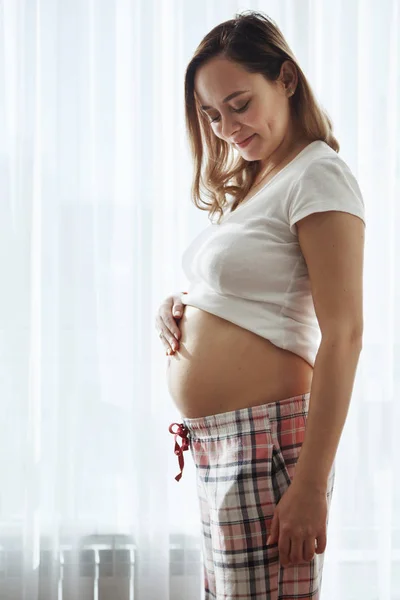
[156,11,365,600]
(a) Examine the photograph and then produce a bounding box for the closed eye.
[209,100,251,124]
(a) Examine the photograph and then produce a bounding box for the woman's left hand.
[266,481,328,567]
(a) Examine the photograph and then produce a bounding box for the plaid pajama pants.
[169,392,336,600]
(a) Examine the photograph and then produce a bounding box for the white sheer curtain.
[0,0,399,598]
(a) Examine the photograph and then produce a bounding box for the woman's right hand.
[155,292,187,355]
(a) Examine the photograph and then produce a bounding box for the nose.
[220,114,241,141]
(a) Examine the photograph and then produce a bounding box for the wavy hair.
[184,10,339,224]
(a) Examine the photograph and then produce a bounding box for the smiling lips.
[236,134,256,148]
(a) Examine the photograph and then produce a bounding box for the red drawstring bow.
[169,422,190,482]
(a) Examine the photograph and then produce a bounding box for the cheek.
[248,105,276,131]
[245,105,261,125]
[268,100,290,125]
[262,110,287,132]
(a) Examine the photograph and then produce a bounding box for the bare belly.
[166,306,313,419]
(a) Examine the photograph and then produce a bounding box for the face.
[194,55,298,161]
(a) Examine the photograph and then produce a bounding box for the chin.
[242,148,263,159]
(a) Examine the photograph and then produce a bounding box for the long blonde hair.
[184,10,339,224]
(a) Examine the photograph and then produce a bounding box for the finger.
[158,329,174,354]
[173,291,187,318]
[288,536,304,565]
[267,511,279,545]
[161,317,180,349]
[162,337,174,354]
[155,316,179,352]
[172,299,185,320]
[303,537,316,562]
[278,531,291,567]
[315,530,327,554]
[160,303,182,341]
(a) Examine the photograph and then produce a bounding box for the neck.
[256,132,309,183]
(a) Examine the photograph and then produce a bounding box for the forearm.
[292,334,363,492]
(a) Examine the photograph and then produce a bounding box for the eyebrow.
[200,90,250,112]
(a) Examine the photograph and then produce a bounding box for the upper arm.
[296,210,365,341]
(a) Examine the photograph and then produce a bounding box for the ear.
[279,60,298,95]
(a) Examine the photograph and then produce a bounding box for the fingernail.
[174,333,179,340]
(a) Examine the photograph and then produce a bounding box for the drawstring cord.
[169,422,190,482]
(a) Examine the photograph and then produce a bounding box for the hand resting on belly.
[164,305,313,418]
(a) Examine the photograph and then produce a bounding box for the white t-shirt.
[180,140,366,368]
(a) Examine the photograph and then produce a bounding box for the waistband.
[169,392,310,482]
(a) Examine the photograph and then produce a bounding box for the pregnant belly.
[166,305,313,419]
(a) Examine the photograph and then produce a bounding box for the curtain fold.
[0,0,399,598]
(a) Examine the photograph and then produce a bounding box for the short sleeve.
[288,157,366,236]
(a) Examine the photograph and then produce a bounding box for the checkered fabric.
[170,392,335,599]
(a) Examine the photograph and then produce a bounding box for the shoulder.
[290,150,363,202]
[286,147,366,235]
[294,144,359,182]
